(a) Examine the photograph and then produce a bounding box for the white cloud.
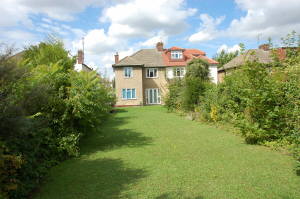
[217,44,240,53]
[0,29,37,48]
[188,14,225,43]
[101,0,197,38]
[227,0,300,39]
[139,32,168,48]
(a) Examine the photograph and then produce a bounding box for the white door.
[146,88,161,104]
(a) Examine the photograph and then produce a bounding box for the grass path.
[35,106,300,199]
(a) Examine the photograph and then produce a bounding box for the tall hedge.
[0,40,115,198]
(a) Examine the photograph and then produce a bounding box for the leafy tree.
[0,39,115,198]
[213,49,239,68]
[182,59,211,111]
[22,37,75,70]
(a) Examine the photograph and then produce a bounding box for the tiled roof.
[113,49,164,67]
[113,47,218,67]
[162,48,218,66]
[219,49,273,71]
[169,46,185,50]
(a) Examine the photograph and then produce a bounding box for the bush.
[165,78,184,111]
[0,40,115,198]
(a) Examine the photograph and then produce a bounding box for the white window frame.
[122,88,136,100]
[173,67,185,77]
[146,68,158,78]
[124,67,133,78]
[171,50,183,59]
[145,88,161,105]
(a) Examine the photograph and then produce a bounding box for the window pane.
[154,69,157,77]
[149,89,153,104]
[125,67,132,77]
[122,89,126,99]
[128,68,132,77]
[153,89,157,104]
[127,89,132,99]
[176,68,180,76]
[132,89,136,98]
[157,89,161,103]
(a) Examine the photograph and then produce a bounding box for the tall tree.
[213,49,239,68]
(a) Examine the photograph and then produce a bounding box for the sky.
[1,0,300,78]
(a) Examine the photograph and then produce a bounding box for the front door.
[146,88,161,104]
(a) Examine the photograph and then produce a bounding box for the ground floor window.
[145,88,161,104]
[122,88,136,99]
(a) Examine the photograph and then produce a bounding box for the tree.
[183,58,211,111]
[213,49,239,68]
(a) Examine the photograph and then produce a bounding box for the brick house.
[112,42,218,106]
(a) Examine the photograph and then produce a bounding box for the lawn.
[34,106,300,199]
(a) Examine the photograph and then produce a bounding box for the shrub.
[182,59,210,111]
[0,40,115,198]
[165,78,184,111]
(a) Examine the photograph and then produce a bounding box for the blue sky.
[1,0,300,78]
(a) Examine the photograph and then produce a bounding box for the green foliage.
[182,76,209,111]
[196,32,300,172]
[166,32,300,173]
[213,49,239,68]
[0,40,115,198]
[185,58,210,80]
[22,37,75,70]
[164,78,183,111]
[182,59,211,111]
[165,59,211,112]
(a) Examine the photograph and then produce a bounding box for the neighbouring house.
[217,44,291,82]
[74,50,93,72]
[112,42,218,106]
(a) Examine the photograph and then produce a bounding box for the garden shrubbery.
[165,33,300,173]
[0,40,115,198]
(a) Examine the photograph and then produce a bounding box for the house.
[217,44,287,82]
[112,42,218,106]
[74,50,93,72]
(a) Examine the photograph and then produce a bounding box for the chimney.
[114,52,119,64]
[77,50,84,64]
[259,44,270,51]
[156,42,164,51]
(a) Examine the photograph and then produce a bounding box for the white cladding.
[166,65,218,84]
[208,65,218,84]
[166,67,174,79]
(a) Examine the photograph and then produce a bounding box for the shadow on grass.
[80,110,153,155]
[34,108,152,199]
[35,158,147,199]
[155,192,204,199]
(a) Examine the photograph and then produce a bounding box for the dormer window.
[171,50,183,59]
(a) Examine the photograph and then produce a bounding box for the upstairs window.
[124,67,133,78]
[122,88,136,99]
[171,50,183,59]
[146,68,158,78]
[173,67,185,77]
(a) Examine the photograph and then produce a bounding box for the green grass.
[34,106,300,199]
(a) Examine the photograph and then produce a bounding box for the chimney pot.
[259,44,270,51]
[77,50,84,64]
[114,52,119,64]
[156,42,164,51]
